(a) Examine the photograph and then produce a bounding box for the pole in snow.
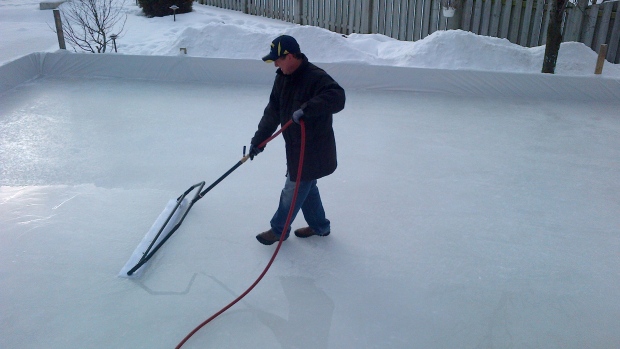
[170,5,179,21]
[53,9,66,50]
[110,34,118,52]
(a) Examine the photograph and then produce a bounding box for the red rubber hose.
[175,119,306,348]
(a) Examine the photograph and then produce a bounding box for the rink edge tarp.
[1,51,619,101]
[0,52,46,93]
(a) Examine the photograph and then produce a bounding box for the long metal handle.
[194,120,293,203]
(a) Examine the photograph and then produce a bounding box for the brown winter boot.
[256,229,288,245]
[294,226,330,238]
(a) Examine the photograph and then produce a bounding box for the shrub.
[138,0,192,18]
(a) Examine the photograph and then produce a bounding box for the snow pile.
[95,4,620,77]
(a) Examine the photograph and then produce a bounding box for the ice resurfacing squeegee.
[118,120,293,278]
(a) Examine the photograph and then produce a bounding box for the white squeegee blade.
[118,198,190,278]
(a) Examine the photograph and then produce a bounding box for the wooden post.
[296,0,303,24]
[363,0,375,34]
[366,0,375,34]
[53,9,66,50]
[594,44,608,74]
[243,0,249,14]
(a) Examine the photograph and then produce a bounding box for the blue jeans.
[270,175,331,238]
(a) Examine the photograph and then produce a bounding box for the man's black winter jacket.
[251,54,346,181]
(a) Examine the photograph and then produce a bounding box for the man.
[249,35,346,245]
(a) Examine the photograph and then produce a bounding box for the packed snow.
[1,1,619,349]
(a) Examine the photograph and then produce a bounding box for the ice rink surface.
[1,72,619,348]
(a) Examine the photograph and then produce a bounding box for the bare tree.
[542,0,608,73]
[541,0,569,73]
[58,0,127,53]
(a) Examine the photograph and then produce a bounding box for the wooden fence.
[196,0,620,63]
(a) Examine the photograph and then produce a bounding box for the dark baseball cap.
[262,35,301,62]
